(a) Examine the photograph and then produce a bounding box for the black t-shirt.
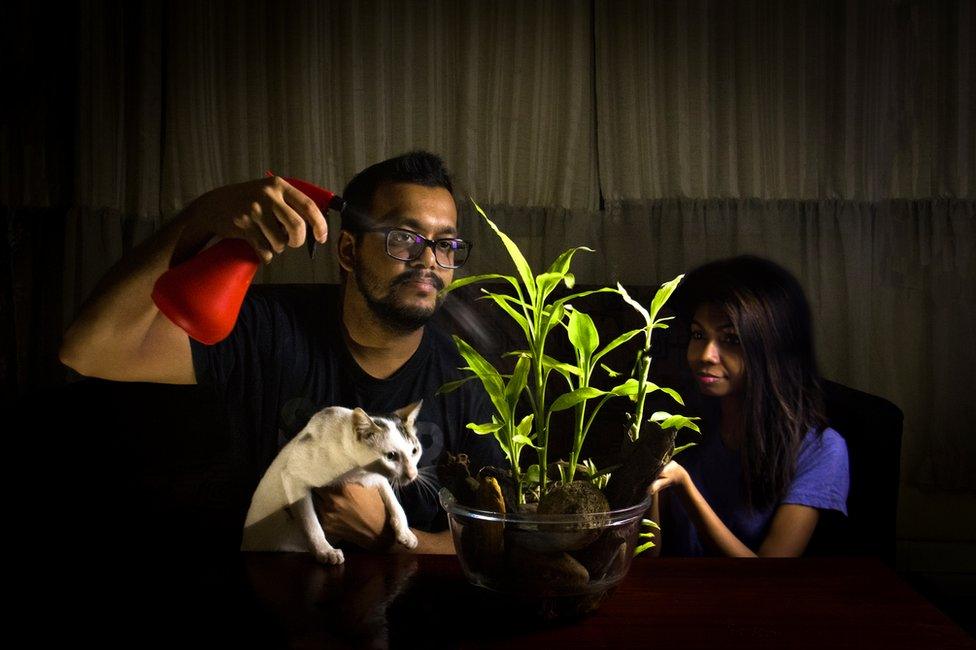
[190,285,504,532]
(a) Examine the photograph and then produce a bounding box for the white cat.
[241,401,424,564]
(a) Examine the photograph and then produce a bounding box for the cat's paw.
[396,530,418,550]
[314,548,345,565]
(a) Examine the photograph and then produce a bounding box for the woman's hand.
[650,460,689,496]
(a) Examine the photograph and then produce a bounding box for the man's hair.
[341,151,454,233]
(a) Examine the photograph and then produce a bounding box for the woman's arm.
[651,460,820,557]
[646,493,663,557]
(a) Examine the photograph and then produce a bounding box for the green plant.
[439,202,693,504]
[634,518,661,557]
[613,282,701,458]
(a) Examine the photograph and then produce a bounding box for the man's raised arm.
[59,177,329,384]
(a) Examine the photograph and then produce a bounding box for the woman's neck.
[719,395,745,450]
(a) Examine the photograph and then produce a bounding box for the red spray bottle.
[151,174,345,345]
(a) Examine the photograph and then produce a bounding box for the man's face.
[350,182,459,333]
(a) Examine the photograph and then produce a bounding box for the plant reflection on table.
[244,553,418,649]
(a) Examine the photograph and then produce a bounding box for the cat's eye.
[386,451,398,461]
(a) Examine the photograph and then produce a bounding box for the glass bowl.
[439,488,651,618]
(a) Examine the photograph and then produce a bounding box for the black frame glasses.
[368,227,472,269]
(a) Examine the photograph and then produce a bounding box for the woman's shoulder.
[782,426,850,514]
[796,426,850,472]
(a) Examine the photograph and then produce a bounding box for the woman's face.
[687,303,746,399]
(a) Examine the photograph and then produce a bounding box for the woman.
[652,255,849,557]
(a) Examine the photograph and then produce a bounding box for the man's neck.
[341,286,425,380]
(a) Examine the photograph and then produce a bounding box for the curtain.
[3,0,974,491]
[595,0,974,201]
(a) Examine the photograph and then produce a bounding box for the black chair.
[808,380,904,565]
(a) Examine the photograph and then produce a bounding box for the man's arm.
[59,177,328,383]
[402,529,455,554]
[315,484,457,555]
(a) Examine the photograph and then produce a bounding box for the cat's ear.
[352,407,378,441]
[395,400,423,429]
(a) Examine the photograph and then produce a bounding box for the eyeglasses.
[369,227,472,269]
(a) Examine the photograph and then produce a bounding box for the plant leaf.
[550,386,606,412]
[453,336,508,419]
[479,291,530,337]
[441,272,522,300]
[658,386,685,406]
[648,274,684,323]
[505,355,531,406]
[472,200,536,304]
[540,354,581,378]
[545,246,594,276]
[634,541,656,556]
[609,378,640,396]
[467,421,505,434]
[616,282,650,326]
[638,382,685,406]
[552,287,618,312]
[436,375,478,395]
[536,272,567,303]
[601,363,621,378]
[653,414,702,433]
[592,327,643,365]
[515,413,534,434]
[512,434,539,448]
[673,441,698,456]
[540,302,566,338]
[567,309,599,362]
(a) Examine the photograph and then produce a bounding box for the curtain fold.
[160,0,597,214]
[595,0,974,201]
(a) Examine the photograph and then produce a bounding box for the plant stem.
[630,333,653,441]
[567,404,586,483]
[507,423,525,504]
[534,346,548,495]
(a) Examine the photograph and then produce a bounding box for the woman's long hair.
[674,256,827,509]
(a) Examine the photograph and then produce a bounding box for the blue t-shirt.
[662,427,849,556]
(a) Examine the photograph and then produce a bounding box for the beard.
[353,261,445,334]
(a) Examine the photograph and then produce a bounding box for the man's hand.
[314,483,396,551]
[181,176,329,265]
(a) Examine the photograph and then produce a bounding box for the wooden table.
[79,552,974,648]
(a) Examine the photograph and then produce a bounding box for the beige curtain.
[5,0,973,491]
[595,0,974,200]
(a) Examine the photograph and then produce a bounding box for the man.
[60,151,502,554]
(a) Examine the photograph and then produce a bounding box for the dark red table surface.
[81,552,974,648]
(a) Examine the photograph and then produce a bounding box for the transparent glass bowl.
[439,487,650,616]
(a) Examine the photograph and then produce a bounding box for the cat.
[241,401,424,564]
